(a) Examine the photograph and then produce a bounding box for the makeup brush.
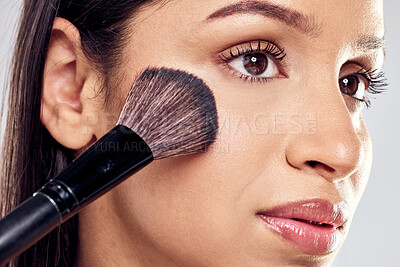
[0,67,218,265]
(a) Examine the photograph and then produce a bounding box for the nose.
[285,81,364,182]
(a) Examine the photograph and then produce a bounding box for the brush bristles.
[117,68,218,159]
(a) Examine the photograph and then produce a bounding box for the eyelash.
[218,40,388,107]
[354,68,388,108]
[218,40,286,83]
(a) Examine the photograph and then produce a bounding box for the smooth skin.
[41,0,384,266]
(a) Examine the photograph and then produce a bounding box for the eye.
[339,74,369,101]
[218,40,286,83]
[228,52,280,79]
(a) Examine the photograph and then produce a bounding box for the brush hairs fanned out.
[117,67,219,160]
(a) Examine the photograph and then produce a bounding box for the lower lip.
[258,215,341,255]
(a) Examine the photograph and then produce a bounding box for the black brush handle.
[0,125,153,264]
[0,193,61,266]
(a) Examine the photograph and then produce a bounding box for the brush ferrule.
[37,181,78,216]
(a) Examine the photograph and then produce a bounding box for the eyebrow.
[205,0,322,37]
[357,35,386,53]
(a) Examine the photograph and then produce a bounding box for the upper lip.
[257,199,349,228]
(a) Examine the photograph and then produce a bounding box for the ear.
[42,17,99,150]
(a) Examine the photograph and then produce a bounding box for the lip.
[257,199,349,255]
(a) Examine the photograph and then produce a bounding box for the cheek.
[111,106,276,223]
[108,90,288,261]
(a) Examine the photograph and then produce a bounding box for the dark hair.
[1,0,157,266]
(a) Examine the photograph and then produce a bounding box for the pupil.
[340,76,359,95]
[243,53,268,76]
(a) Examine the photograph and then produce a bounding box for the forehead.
[145,0,385,42]
[161,0,384,25]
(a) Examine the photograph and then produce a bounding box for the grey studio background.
[0,1,399,266]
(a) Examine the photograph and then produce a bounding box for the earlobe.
[41,17,96,150]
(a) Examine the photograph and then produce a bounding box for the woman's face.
[81,0,385,266]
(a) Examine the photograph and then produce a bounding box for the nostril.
[307,160,318,167]
[306,160,335,173]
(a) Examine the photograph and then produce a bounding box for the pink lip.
[257,199,349,255]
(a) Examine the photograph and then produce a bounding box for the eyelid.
[218,40,286,62]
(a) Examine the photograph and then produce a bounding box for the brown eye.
[228,52,280,79]
[243,53,268,75]
[339,75,368,100]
